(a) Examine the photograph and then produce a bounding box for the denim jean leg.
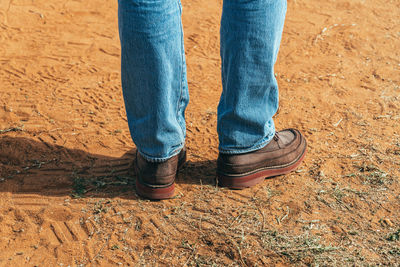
[218,0,287,154]
[118,0,188,162]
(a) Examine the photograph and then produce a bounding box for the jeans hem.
[218,130,276,155]
[138,143,184,163]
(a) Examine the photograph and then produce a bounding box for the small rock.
[4,105,12,112]
[383,218,393,227]
[331,225,343,234]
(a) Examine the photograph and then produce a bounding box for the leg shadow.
[0,136,216,199]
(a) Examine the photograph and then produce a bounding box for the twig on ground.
[255,204,265,231]
[229,237,248,267]
[0,126,23,134]
[277,206,290,225]
[275,245,339,254]
[91,234,111,263]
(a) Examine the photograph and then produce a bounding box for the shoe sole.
[217,147,306,189]
[135,153,186,200]
[136,180,175,200]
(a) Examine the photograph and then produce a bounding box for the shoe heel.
[136,180,175,200]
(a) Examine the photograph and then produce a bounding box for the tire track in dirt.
[10,195,50,210]
[2,201,102,265]
[48,220,88,244]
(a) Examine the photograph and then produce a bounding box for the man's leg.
[118,0,188,162]
[217,0,307,188]
[218,0,286,152]
[118,0,189,199]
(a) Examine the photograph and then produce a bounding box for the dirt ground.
[0,0,399,266]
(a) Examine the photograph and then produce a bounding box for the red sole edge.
[136,180,175,200]
[217,150,307,189]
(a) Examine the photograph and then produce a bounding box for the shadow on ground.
[0,136,216,199]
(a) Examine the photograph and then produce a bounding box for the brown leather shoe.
[217,129,306,189]
[135,147,186,200]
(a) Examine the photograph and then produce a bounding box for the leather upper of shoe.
[136,147,186,186]
[217,129,306,175]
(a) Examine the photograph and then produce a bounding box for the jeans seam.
[176,0,185,139]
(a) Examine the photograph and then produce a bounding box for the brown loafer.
[217,129,307,189]
[135,147,186,200]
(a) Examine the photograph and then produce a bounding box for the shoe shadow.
[0,136,216,199]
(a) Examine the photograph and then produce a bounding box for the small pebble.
[383,218,393,227]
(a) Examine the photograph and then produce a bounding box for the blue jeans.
[118,0,287,162]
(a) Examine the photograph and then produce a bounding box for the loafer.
[217,129,306,189]
[135,147,186,200]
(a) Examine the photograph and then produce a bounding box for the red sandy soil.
[0,0,399,266]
